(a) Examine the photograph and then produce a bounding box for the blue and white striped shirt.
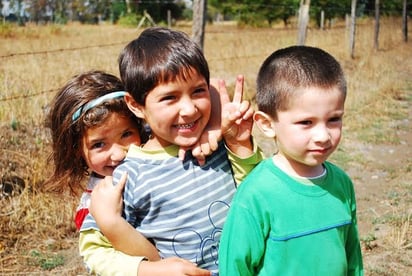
[82,141,237,274]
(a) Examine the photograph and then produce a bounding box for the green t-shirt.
[219,158,363,276]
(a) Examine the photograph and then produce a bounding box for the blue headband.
[72,91,126,121]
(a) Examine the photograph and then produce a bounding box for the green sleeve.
[346,184,364,275]
[226,140,264,185]
[79,229,145,275]
[219,203,265,276]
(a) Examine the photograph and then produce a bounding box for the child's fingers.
[191,146,206,166]
[116,172,128,191]
[178,147,187,161]
[232,75,244,104]
[217,79,231,106]
[242,103,255,121]
[206,132,219,152]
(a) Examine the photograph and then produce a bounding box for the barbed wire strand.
[0,89,56,102]
[0,41,129,59]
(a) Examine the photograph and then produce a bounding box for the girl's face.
[272,86,345,177]
[129,69,211,149]
[81,112,141,177]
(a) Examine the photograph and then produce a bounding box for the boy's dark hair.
[44,70,147,195]
[256,46,346,119]
[118,27,210,105]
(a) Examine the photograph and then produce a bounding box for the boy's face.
[81,113,141,177]
[260,86,345,177]
[129,69,211,149]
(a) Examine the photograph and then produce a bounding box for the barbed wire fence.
[0,16,409,103]
[0,29,269,103]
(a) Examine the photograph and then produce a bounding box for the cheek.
[85,152,103,171]
[331,129,342,144]
[199,100,211,120]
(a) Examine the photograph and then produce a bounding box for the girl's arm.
[89,173,160,261]
[80,229,211,276]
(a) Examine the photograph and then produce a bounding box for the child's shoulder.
[324,161,350,178]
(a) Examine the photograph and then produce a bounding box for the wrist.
[224,138,254,158]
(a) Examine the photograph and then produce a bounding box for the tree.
[311,0,349,28]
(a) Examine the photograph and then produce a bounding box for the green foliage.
[29,250,65,270]
[210,0,301,27]
[117,13,139,27]
[110,0,127,23]
[10,118,20,131]
[0,22,17,38]
[134,1,186,23]
[311,0,350,27]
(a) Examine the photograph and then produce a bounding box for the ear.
[253,111,276,138]
[124,93,145,119]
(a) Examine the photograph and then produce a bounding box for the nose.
[312,124,330,143]
[179,97,197,117]
[111,144,127,163]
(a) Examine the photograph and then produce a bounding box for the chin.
[177,138,200,148]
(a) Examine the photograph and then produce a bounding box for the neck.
[272,154,325,178]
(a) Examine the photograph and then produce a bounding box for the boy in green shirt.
[219,46,363,275]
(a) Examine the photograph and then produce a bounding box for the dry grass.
[0,17,411,274]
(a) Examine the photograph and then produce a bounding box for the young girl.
[45,70,225,275]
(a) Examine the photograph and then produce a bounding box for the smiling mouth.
[175,121,196,129]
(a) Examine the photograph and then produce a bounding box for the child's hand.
[219,75,254,157]
[89,172,127,221]
[139,257,211,276]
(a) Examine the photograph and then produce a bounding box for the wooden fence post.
[402,0,408,42]
[297,0,311,45]
[192,0,207,51]
[374,0,380,50]
[349,0,357,59]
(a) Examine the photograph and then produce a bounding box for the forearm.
[224,137,254,158]
[226,140,264,185]
[79,229,145,276]
[98,216,160,261]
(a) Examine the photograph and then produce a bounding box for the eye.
[160,95,176,102]
[297,120,312,126]
[329,116,342,123]
[193,87,208,96]
[122,130,134,139]
[91,141,105,150]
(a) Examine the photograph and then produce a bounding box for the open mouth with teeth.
[175,122,196,129]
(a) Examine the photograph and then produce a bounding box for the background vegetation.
[1,0,411,26]
[0,7,411,276]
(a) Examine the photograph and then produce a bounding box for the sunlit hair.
[44,70,147,195]
[256,46,347,119]
[118,27,210,105]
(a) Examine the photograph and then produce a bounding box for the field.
[0,18,411,275]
